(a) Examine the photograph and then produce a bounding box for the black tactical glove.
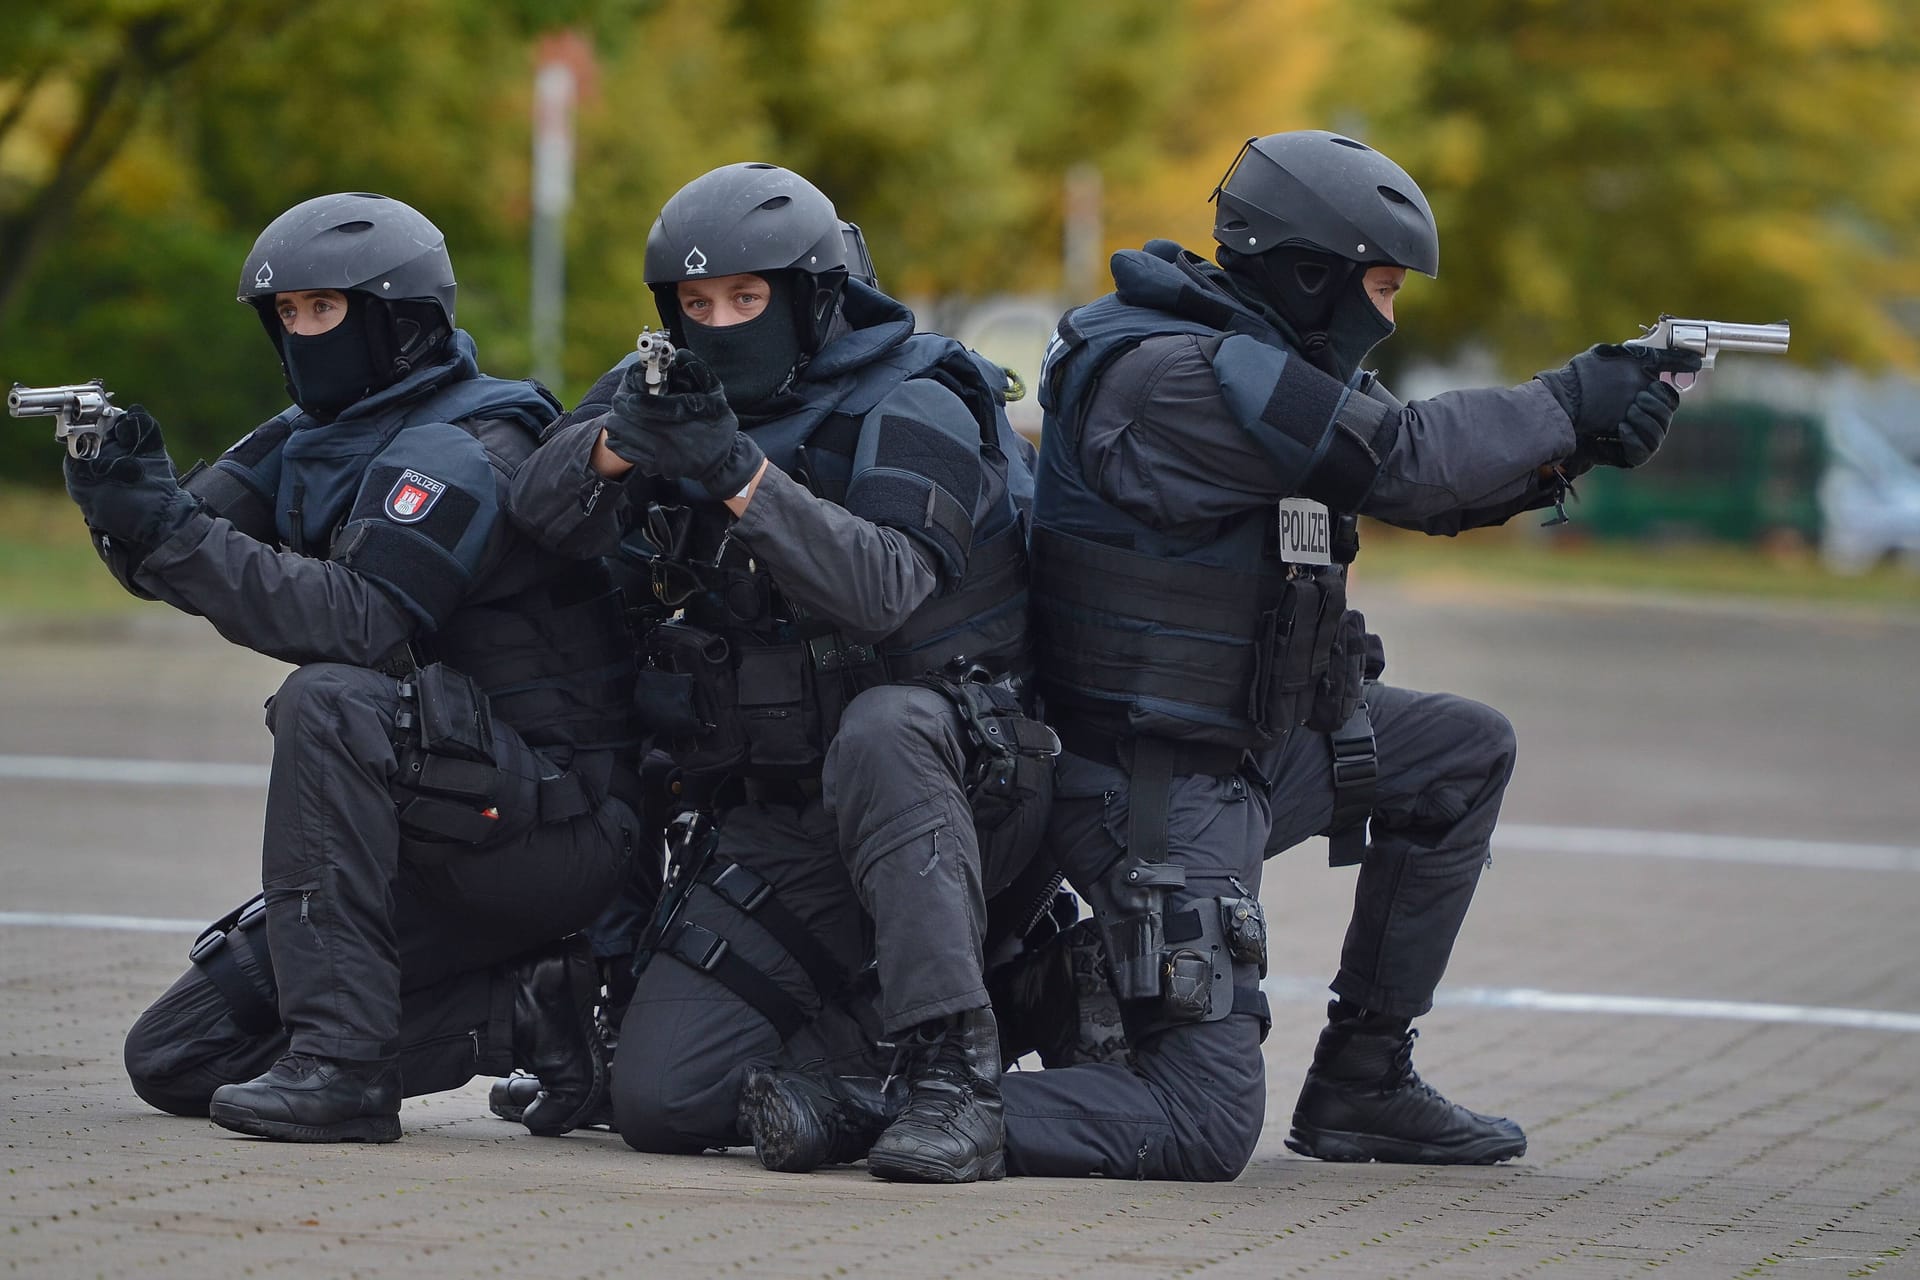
[1535,343,1703,470]
[604,349,767,500]
[62,406,198,547]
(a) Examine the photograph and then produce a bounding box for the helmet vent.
[746,162,777,170]
[759,196,792,211]
[1378,187,1411,206]
[1331,138,1372,151]
[334,220,376,234]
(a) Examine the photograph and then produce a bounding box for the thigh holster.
[653,856,853,1045]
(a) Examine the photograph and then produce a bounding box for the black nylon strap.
[1233,984,1272,1041]
[663,920,808,1042]
[189,900,279,1035]
[698,861,847,1003]
[1128,736,1179,869]
[1326,703,1378,867]
[536,771,594,823]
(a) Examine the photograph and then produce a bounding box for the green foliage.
[1339,0,1920,374]
[4,0,1920,492]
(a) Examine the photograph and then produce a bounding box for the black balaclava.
[678,270,807,415]
[280,295,383,419]
[1218,246,1395,380]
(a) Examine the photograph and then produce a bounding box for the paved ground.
[4,581,1919,1279]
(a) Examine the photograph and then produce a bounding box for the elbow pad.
[181,414,295,543]
[1211,334,1394,509]
[844,380,982,579]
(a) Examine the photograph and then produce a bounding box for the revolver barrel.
[8,379,121,459]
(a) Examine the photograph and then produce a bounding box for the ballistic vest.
[637,289,1031,778]
[203,335,636,760]
[1031,246,1357,749]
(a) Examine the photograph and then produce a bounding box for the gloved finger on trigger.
[667,348,723,395]
[1643,346,1705,375]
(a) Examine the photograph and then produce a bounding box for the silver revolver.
[634,328,677,396]
[1624,316,1791,390]
[8,380,126,460]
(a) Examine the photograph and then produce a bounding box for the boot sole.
[867,1147,1006,1184]
[739,1073,826,1173]
[209,1101,401,1144]
[1285,1124,1525,1165]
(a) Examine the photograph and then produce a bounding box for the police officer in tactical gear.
[76,193,641,1143]
[506,163,1053,1183]
[975,129,1697,1180]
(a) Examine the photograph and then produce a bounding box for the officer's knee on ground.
[123,1005,216,1118]
[607,1017,743,1154]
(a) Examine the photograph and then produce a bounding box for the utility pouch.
[736,643,822,770]
[1220,895,1268,975]
[644,620,747,774]
[411,663,495,764]
[1306,608,1368,734]
[1252,577,1323,735]
[1162,950,1214,1020]
[395,664,509,846]
[922,668,1060,832]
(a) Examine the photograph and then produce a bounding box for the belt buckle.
[711,863,772,913]
[676,921,731,972]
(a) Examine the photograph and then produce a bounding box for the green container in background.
[1572,402,1826,544]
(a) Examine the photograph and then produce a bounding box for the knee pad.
[187,894,280,1034]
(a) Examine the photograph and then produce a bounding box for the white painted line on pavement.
[0,754,270,787]
[1492,822,1920,873]
[7,909,1918,1034]
[0,910,204,933]
[8,755,1916,874]
[1261,976,1920,1034]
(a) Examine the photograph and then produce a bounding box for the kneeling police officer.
[79,194,642,1142]
[507,163,1053,1182]
[988,131,1699,1180]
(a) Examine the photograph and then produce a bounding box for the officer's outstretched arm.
[133,421,502,667]
[1360,379,1575,523]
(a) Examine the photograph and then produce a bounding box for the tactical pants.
[122,662,635,1116]
[613,683,1045,1153]
[1002,682,1516,1181]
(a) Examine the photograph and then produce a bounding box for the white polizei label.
[1276,498,1333,564]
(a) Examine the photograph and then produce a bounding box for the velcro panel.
[1211,334,1345,491]
[334,519,471,628]
[846,404,981,579]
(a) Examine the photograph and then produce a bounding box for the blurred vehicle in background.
[1818,376,1920,574]
[1564,401,1826,548]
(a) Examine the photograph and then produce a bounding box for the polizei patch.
[385,469,447,523]
[1275,497,1333,564]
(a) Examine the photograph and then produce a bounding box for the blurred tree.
[1338,0,1920,374]
[0,0,297,320]
[4,0,1919,491]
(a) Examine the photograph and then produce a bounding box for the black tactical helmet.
[237,192,458,325]
[644,163,849,347]
[840,220,879,289]
[1211,131,1438,277]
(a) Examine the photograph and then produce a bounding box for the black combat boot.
[1285,1003,1526,1164]
[737,1068,907,1172]
[866,1006,1006,1183]
[489,951,625,1129]
[507,935,609,1136]
[209,1053,402,1143]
